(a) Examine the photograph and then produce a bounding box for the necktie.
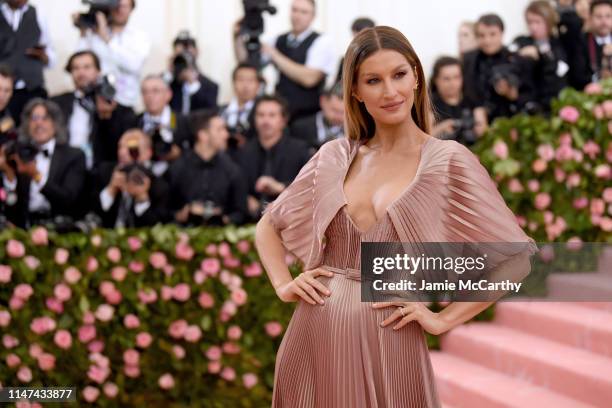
[287,36,300,48]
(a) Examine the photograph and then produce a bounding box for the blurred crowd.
[0,0,610,231]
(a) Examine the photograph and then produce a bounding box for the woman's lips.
[381,100,404,111]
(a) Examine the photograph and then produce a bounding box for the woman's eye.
[394,71,407,79]
[366,78,379,84]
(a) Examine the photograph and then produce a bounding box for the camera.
[489,64,520,89]
[240,0,277,68]
[75,0,119,30]
[186,200,224,226]
[2,140,39,169]
[438,108,477,146]
[172,31,198,80]
[84,74,117,104]
[119,162,150,186]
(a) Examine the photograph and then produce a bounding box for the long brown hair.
[342,26,431,142]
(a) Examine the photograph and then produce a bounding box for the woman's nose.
[382,79,398,98]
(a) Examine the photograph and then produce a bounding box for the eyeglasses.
[30,114,51,122]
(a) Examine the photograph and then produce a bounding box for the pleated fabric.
[272,207,441,408]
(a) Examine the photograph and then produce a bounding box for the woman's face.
[526,12,549,40]
[353,49,417,127]
[434,64,463,99]
[458,24,477,54]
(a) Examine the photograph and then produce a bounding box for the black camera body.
[451,108,477,146]
[83,74,117,105]
[119,162,151,186]
[489,63,521,89]
[3,140,39,169]
[240,0,277,68]
[76,0,119,30]
[172,51,197,80]
[149,126,174,160]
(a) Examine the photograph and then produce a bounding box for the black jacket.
[5,143,86,228]
[170,74,219,114]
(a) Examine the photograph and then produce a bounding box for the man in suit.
[0,98,86,228]
[290,81,344,155]
[136,74,191,177]
[581,0,612,85]
[236,95,311,221]
[92,129,168,228]
[169,31,219,115]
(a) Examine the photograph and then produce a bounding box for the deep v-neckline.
[341,136,432,235]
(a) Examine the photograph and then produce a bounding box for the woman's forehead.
[358,50,412,77]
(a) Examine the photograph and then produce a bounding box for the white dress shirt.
[222,98,254,130]
[76,23,151,107]
[595,34,612,46]
[69,91,94,169]
[0,2,56,90]
[28,138,55,212]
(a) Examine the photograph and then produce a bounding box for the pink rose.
[532,159,547,173]
[168,319,188,339]
[86,256,99,272]
[603,188,612,203]
[534,193,551,210]
[6,353,21,368]
[173,345,185,359]
[201,258,220,276]
[88,340,105,353]
[594,164,611,179]
[89,352,110,368]
[172,283,191,302]
[83,311,95,324]
[559,105,580,123]
[29,343,43,358]
[223,256,241,268]
[9,296,24,310]
[242,373,258,389]
[95,304,115,322]
[30,316,56,335]
[3,334,19,348]
[124,364,140,378]
[593,104,605,119]
[137,288,158,304]
[163,265,174,277]
[194,270,206,284]
[54,248,69,265]
[555,144,574,161]
[54,329,72,349]
[124,314,140,329]
[221,300,237,316]
[127,236,142,251]
[554,167,566,183]
[198,292,215,309]
[64,267,82,284]
[527,180,540,193]
[493,140,508,159]
[184,325,202,342]
[6,239,25,258]
[23,255,40,270]
[537,144,555,161]
[0,264,12,283]
[17,366,32,383]
[175,242,194,261]
[158,373,175,390]
[54,283,72,302]
[0,310,11,327]
[106,247,122,263]
[244,262,263,277]
[603,100,612,117]
[231,288,247,306]
[129,260,145,273]
[601,217,612,231]
[566,173,581,188]
[573,197,589,209]
[87,364,110,384]
[507,179,524,194]
[539,245,555,263]
[582,140,601,159]
[99,281,115,296]
[123,349,140,365]
[591,198,606,215]
[136,332,153,348]
[103,382,119,398]
[566,237,583,251]
[78,325,97,343]
[149,252,168,269]
[236,240,251,254]
[265,321,283,338]
[222,342,241,354]
[82,386,100,402]
[111,266,128,281]
[30,226,48,246]
[208,361,221,374]
[160,285,174,301]
[584,82,603,95]
[221,366,236,381]
[37,353,56,371]
[205,345,222,360]
[91,235,102,246]
[105,289,122,305]
[218,242,231,257]
[205,243,218,255]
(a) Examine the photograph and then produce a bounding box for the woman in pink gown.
[255,26,537,408]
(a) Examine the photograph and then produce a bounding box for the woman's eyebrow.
[360,64,411,77]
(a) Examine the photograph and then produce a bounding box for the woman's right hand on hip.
[275,268,334,305]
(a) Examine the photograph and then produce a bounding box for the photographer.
[233,0,336,122]
[1,0,56,123]
[289,81,345,154]
[168,31,219,115]
[137,74,191,177]
[0,65,15,139]
[93,129,168,228]
[0,99,86,229]
[220,62,264,151]
[74,0,151,108]
[168,110,248,227]
[430,56,487,147]
[510,1,569,113]
[462,14,538,121]
[581,0,612,84]
[236,95,311,221]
